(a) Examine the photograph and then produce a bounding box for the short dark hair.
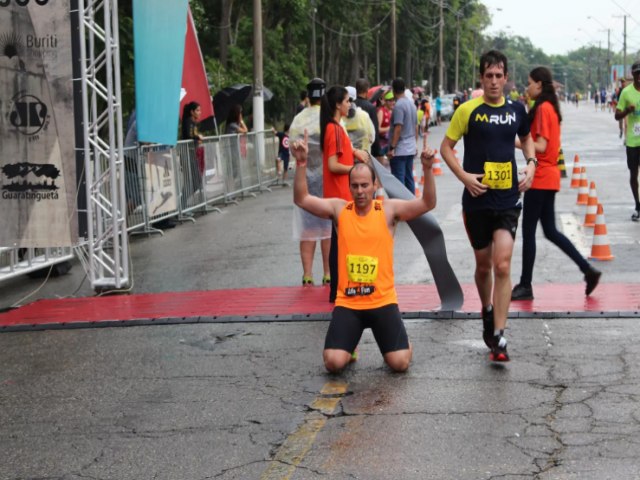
[392,77,406,94]
[300,90,308,101]
[479,50,508,76]
[355,78,369,95]
[349,161,376,184]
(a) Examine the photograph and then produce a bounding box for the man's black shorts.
[324,304,409,355]
[627,146,640,171]
[463,208,521,250]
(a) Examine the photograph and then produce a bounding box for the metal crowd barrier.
[129,129,278,232]
[0,247,75,283]
[0,130,279,286]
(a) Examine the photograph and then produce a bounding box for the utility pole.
[597,41,602,88]
[376,28,380,85]
[391,0,396,78]
[471,27,478,83]
[615,14,628,77]
[438,0,444,94]
[455,13,460,92]
[607,29,611,89]
[623,15,627,77]
[587,16,611,88]
[252,0,265,177]
[252,0,264,133]
[311,1,317,77]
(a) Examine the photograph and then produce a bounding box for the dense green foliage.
[118,0,638,129]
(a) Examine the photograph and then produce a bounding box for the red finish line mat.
[1,283,639,332]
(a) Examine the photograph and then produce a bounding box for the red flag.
[180,7,214,129]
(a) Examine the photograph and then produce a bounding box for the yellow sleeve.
[445,97,483,141]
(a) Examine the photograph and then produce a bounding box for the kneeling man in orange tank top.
[292,130,436,373]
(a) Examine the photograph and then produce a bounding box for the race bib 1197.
[346,254,378,283]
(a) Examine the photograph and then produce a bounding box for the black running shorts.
[324,304,409,355]
[463,208,521,250]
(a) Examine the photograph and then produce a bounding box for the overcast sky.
[481,0,640,56]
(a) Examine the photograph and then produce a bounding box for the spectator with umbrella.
[225,104,248,134]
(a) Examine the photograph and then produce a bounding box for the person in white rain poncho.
[289,78,332,286]
[344,86,376,154]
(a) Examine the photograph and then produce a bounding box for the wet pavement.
[1,102,639,479]
[1,317,639,479]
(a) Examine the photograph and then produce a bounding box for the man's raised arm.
[292,129,342,220]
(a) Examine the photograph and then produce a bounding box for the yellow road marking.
[260,381,348,480]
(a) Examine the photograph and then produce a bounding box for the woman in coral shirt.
[320,85,368,303]
[511,67,601,301]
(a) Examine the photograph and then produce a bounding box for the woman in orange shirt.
[511,67,601,301]
[320,85,368,303]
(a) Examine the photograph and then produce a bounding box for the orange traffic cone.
[589,204,614,261]
[570,154,581,188]
[583,182,598,227]
[576,167,589,205]
[432,155,443,176]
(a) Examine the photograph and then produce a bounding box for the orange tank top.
[335,200,397,309]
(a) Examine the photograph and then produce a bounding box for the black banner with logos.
[0,0,78,247]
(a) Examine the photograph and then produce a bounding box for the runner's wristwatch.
[526,157,538,167]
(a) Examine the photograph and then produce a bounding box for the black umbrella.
[213,84,253,125]
[213,84,276,124]
[369,85,390,104]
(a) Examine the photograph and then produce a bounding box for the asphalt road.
[1,102,639,479]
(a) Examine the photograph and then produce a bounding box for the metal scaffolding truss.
[76,0,130,290]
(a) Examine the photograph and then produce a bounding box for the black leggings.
[519,189,590,286]
[329,224,338,302]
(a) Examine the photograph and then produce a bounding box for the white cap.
[346,86,357,101]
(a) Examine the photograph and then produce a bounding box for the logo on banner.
[0,32,23,59]
[1,162,60,201]
[0,30,57,61]
[0,1,50,6]
[8,91,50,137]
